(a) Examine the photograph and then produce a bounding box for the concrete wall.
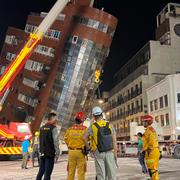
[149,40,180,76]
[146,74,180,140]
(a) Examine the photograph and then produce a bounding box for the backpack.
[94,122,113,152]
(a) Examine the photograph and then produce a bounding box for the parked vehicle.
[59,140,68,155]
[0,122,31,160]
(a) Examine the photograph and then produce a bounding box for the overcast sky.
[0,0,179,91]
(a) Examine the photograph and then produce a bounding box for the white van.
[59,140,68,155]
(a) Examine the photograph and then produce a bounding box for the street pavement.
[0,155,180,179]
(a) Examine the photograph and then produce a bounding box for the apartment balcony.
[109,89,142,110]
[17,93,38,107]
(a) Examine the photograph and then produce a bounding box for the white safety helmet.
[92,106,103,116]
[24,135,29,140]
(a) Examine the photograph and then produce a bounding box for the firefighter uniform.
[142,119,160,180]
[64,112,87,180]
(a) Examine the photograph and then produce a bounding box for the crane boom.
[0,0,70,105]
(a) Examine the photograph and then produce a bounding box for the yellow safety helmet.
[35,131,40,136]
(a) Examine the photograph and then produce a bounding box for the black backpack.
[94,122,113,152]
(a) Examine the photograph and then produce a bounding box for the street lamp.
[98,99,104,104]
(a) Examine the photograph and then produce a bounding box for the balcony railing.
[109,89,142,110]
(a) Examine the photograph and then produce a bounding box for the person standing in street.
[141,115,160,180]
[36,112,60,180]
[64,111,87,180]
[83,106,118,180]
[32,131,40,167]
[137,132,148,174]
[21,135,30,169]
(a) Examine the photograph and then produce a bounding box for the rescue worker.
[141,115,160,180]
[32,131,40,167]
[36,112,60,180]
[64,111,87,180]
[83,106,117,180]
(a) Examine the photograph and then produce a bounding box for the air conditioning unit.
[72,35,78,44]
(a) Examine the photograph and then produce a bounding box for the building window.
[25,24,36,33]
[5,35,18,45]
[127,89,130,100]
[41,12,66,21]
[47,29,61,39]
[58,14,66,21]
[140,99,143,112]
[0,66,6,75]
[164,95,168,107]
[177,93,180,103]
[117,109,119,118]
[131,87,133,98]
[25,24,61,40]
[165,113,170,126]
[154,99,158,110]
[164,136,170,140]
[161,115,164,127]
[22,77,39,90]
[6,52,16,61]
[131,102,134,114]
[25,59,44,72]
[136,100,139,112]
[150,101,153,112]
[127,105,130,115]
[155,116,159,123]
[18,92,38,107]
[35,45,55,57]
[139,81,142,94]
[72,36,78,44]
[159,96,164,108]
[135,84,138,95]
[73,16,115,37]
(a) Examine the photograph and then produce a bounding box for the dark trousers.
[36,157,54,180]
[32,151,40,167]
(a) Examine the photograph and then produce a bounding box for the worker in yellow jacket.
[83,106,117,180]
[141,115,160,180]
[64,111,87,180]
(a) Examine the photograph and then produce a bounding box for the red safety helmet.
[75,111,86,123]
[141,115,153,124]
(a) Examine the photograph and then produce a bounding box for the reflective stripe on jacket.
[64,124,87,149]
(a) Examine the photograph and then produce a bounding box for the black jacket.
[39,123,56,158]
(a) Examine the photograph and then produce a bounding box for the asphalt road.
[0,155,180,179]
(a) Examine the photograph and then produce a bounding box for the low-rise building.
[146,74,180,141]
